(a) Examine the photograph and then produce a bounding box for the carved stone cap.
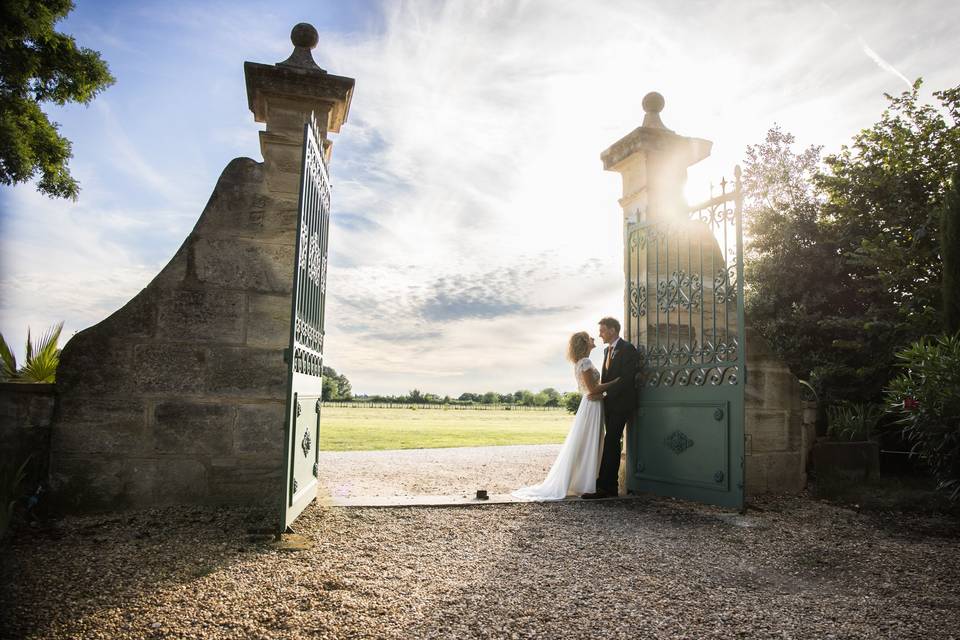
[601,92,711,171]
[244,23,355,133]
[278,23,324,71]
[640,92,669,130]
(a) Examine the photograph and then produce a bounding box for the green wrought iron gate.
[625,168,745,509]
[280,114,330,530]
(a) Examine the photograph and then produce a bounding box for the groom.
[583,317,638,499]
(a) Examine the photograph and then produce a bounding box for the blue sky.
[1,0,958,395]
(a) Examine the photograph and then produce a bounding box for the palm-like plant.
[0,322,64,382]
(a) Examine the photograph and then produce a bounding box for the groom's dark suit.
[597,337,639,494]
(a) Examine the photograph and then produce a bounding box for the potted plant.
[812,401,883,483]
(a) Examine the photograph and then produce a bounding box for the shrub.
[886,333,960,501]
[563,392,582,414]
[1,457,30,539]
[826,401,884,441]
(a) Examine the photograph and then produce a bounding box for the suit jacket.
[600,338,639,414]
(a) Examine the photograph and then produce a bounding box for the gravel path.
[3,494,959,639]
[318,445,560,501]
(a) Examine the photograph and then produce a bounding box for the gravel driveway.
[318,444,561,503]
[4,488,959,639]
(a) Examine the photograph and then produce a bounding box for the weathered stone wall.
[47,24,353,514]
[50,159,294,511]
[0,383,56,495]
[744,327,814,494]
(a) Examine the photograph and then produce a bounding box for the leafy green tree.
[481,391,499,404]
[321,366,352,401]
[742,127,846,399]
[563,392,581,414]
[744,80,960,403]
[514,389,535,406]
[1,0,115,198]
[943,168,960,335]
[0,322,63,382]
[539,387,561,407]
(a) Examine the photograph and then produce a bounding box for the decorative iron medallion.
[714,471,725,483]
[292,478,299,493]
[301,428,312,458]
[665,430,695,454]
[312,462,319,478]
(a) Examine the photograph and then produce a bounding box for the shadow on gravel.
[2,494,959,639]
[0,506,274,639]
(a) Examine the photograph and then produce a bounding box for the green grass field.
[318,406,571,451]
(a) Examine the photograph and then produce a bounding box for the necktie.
[605,346,613,370]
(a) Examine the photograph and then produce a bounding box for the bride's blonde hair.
[567,331,592,363]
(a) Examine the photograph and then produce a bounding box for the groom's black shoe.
[581,489,614,500]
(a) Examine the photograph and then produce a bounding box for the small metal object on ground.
[476,489,488,500]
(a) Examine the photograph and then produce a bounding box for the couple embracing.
[513,317,639,501]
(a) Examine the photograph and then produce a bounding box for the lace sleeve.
[577,358,598,379]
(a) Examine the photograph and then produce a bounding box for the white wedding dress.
[512,357,604,501]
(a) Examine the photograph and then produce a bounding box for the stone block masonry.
[50,159,294,511]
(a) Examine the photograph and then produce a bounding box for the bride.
[512,331,620,501]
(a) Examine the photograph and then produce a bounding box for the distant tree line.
[319,367,580,410]
[353,387,579,409]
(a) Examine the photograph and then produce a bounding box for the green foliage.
[0,322,63,382]
[321,366,352,401]
[943,169,960,335]
[886,334,960,500]
[0,332,15,380]
[744,80,960,404]
[825,401,884,442]
[0,0,115,198]
[563,391,582,414]
[0,456,30,539]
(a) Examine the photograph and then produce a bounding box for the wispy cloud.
[2,0,957,394]
[820,1,913,90]
[857,38,913,89]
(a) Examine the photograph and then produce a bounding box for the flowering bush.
[886,333,960,501]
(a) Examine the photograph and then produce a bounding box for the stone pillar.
[48,25,354,512]
[600,93,809,496]
[600,93,712,345]
[244,22,354,196]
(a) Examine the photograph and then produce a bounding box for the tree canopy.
[0,0,114,199]
[744,80,960,403]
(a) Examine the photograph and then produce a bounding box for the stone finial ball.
[290,23,319,49]
[642,92,665,114]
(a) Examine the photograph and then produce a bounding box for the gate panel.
[625,169,745,509]
[281,114,330,531]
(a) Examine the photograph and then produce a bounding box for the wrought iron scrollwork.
[713,265,737,304]
[629,284,647,318]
